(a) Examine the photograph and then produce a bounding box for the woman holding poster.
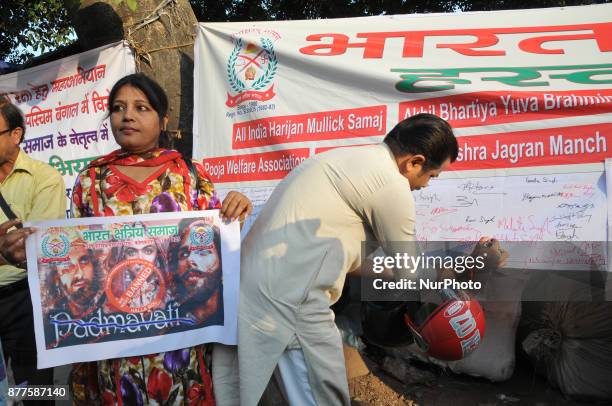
[69,73,252,405]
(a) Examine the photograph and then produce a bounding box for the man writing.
[213,114,505,405]
[0,100,66,396]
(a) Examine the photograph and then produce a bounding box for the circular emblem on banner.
[105,258,166,314]
[227,38,278,92]
[41,234,70,259]
[190,225,214,248]
[225,34,279,107]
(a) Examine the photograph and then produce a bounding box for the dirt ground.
[347,350,597,406]
[50,349,600,406]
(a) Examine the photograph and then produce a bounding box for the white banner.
[25,210,240,368]
[0,41,135,217]
[194,5,612,242]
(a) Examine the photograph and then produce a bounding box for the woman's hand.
[220,191,253,224]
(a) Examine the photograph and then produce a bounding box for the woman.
[70,73,252,405]
[105,222,171,311]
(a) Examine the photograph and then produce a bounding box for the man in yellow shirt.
[0,101,65,395]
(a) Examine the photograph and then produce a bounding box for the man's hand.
[437,237,508,282]
[220,191,253,226]
[471,237,509,272]
[0,220,35,266]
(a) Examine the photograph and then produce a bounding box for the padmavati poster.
[25,210,240,368]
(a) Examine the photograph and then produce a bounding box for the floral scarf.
[72,148,220,218]
[70,148,219,405]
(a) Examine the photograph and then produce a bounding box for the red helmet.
[404,289,485,361]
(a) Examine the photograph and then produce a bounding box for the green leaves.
[111,0,139,12]
[227,38,246,92]
[126,0,138,11]
[1,0,609,66]
[251,38,277,91]
[0,0,74,64]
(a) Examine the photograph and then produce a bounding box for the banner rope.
[124,0,195,70]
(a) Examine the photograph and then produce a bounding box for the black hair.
[46,248,101,310]
[384,113,458,170]
[107,73,171,148]
[0,100,26,143]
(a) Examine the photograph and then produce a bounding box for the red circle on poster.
[105,258,166,313]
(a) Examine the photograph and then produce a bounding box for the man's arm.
[359,181,433,280]
[360,182,507,281]
[28,166,67,221]
[1,166,66,271]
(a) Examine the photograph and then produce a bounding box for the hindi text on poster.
[26,211,240,367]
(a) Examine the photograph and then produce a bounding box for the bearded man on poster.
[169,217,224,327]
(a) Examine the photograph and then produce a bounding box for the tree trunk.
[64,0,198,155]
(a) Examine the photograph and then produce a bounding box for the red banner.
[232,106,387,149]
[451,123,612,170]
[203,148,311,183]
[399,89,612,128]
[226,86,276,107]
